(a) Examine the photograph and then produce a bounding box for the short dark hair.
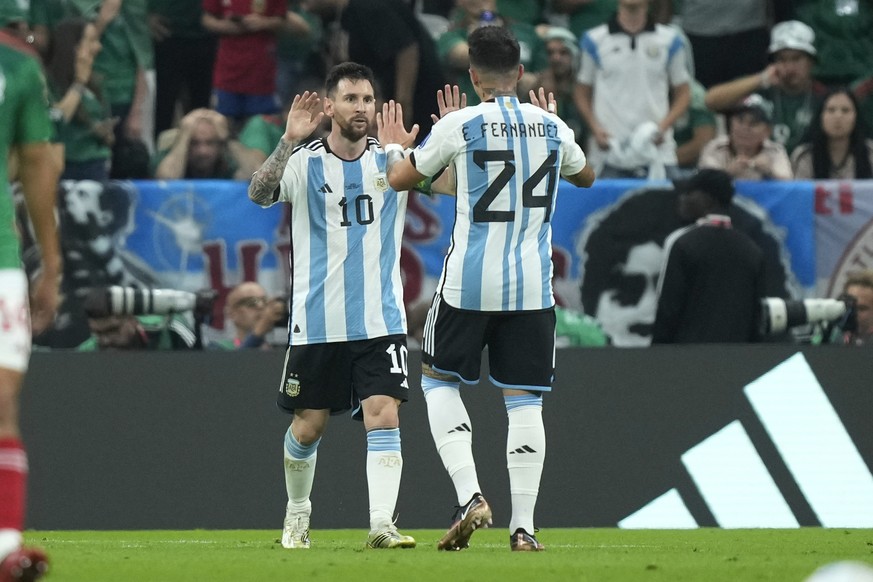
[468,25,520,75]
[673,168,735,207]
[324,62,375,98]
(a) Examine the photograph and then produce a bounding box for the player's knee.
[292,428,321,446]
[362,396,400,427]
[0,373,22,410]
[290,421,324,445]
[285,426,320,458]
[0,384,22,434]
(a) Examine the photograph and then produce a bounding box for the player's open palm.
[529,87,557,115]
[431,84,467,123]
[283,92,324,143]
[377,100,419,149]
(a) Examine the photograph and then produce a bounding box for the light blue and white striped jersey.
[412,95,587,312]
[273,137,408,345]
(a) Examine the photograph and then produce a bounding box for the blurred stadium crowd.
[4,0,873,349]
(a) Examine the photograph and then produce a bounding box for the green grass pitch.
[26,528,873,581]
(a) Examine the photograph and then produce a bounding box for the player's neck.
[479,87,517,101]
[326,132,367,161]
[472,66,521,102]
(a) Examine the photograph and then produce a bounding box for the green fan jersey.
[238,113,284,157]
[68,0,153,105]
[758,86,824,154]
[0,32,53,270]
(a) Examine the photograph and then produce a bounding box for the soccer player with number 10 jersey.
[248,62,427,551]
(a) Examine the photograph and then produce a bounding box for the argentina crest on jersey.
[373,173,388,192]
[283,375,301,397]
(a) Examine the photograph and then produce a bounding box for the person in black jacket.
[308,0,446,141]
[652,169,766,343]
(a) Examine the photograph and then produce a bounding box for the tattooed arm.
[248,138,297,207]
[248,91,324,207]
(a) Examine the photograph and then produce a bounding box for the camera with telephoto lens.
[759,297,852,336]
[83,286,217,322]
[819,293,859,343]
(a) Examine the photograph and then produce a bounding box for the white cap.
[544,26,579,58]
[768,20,816,57]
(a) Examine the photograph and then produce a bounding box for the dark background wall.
[21,346,873,530]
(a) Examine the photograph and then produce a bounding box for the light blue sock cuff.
[285,427,320,460]
[367,427,401,453]
[504,394,543,413]
[421,375,460,395]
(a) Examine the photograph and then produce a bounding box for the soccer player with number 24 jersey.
[381,25,595,552]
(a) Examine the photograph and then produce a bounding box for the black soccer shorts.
[421,294,556,390]
[277,334,410,419]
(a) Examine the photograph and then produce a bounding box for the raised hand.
[761,64,780,89]
[283,91,324,143]
[528,87,557,115]
[431,84,467,123]
[201,109,230,141]
[377,100,419,149]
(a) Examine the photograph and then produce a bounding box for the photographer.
[77,286,212,350]
[845,272,873,345]
[212,282,287,350]
[77,313,198,351]
[818,271,873,346]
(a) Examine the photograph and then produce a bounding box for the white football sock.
[366,428,402,531]
[283,427,319,515]
[422,376,481,506]
[505,394,545,534]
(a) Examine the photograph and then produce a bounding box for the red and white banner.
[815,180,873,296]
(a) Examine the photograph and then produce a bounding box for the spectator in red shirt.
[202,0,288,132]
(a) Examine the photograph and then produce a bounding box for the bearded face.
[325,79,375,142]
